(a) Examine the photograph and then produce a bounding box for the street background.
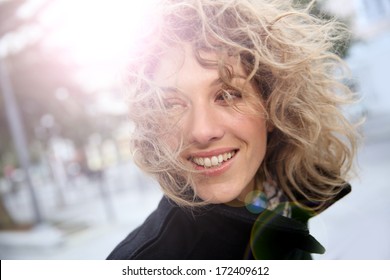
[0,0,389,260]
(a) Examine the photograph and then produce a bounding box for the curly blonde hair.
[125,0,359,212]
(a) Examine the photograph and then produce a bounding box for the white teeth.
[191,151,236,168]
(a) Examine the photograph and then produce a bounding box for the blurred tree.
[0,0,31,230]
[0,0,125,229]
[0,0,123,166]
[0,197,17,229]
[5,44,99,146]
[0,0,28,35]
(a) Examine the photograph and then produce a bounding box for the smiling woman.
[152,45,269,204]
[107,0,359,260]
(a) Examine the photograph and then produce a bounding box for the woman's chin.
[196,191,245,205]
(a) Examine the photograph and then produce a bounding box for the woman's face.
[154,45,268,204]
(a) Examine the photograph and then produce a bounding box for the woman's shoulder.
[106,196,201,259]
[106,197,258,259]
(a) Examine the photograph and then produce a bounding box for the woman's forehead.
[153,44,245,86]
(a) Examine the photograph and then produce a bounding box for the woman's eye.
[163,98,187,110]
[216,89,242,103]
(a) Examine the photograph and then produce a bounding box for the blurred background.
[0,0,389,260]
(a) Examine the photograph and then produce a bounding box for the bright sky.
[40,0,157,65]
[8,0,158,91]
[44,0,157,91]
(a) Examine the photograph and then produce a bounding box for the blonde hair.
[125,0,359,212]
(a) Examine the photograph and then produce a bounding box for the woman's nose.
[187,104,224,145]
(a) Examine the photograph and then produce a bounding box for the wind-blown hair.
[125,0,359,212]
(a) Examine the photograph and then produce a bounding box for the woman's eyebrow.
[159,86,182,95]
[158,77,247,94]
[210,75,246,86]
[159,79,224,94]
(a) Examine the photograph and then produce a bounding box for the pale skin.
[154,44,269,204]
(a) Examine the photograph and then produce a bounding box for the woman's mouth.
[190,150,237,168]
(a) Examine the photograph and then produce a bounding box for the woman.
[107,0,358,259]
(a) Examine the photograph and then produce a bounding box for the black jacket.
[107,185,350,260]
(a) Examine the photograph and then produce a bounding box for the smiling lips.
[191,150,236,168]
